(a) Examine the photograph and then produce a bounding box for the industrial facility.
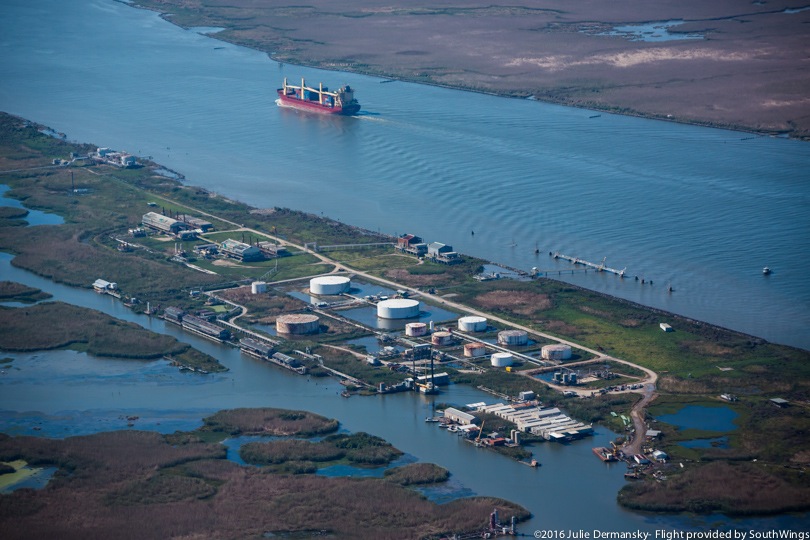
[472,402,593,441]
[219,239,263,262]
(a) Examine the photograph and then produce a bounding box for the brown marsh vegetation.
[0,409,528,539]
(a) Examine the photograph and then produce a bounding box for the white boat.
[763,267,772,275]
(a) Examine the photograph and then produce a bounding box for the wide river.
[0,0,809,534]
[1,0,809,351]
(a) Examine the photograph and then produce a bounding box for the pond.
[657,405,739,432]
[0,184,64,226]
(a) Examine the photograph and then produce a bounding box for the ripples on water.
[1,0,808,353]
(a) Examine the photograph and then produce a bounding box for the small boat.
[425,417,439,423]
[763,267,772,275]
[340,390,351,398]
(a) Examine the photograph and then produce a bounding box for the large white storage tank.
[377,298,420,319]
[276,313,320,334]
[498,329,529,346]
[405,322,428,337]
[458,315,487,332]
[464,342,487,357]
[542,344,572,361]
[309,276,351,296]
[491,352,514,367]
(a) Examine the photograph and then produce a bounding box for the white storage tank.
[491,352,514,367]
[309,276,351,296]
[431,331,453,346]
[276,313,320,335]
[542,344,572,361]
[377,298,420,319]
[405,322,428,337]
[251,281,267,294]
[498,329,528,346]
[458,315,487,332]
[463,342,487,357]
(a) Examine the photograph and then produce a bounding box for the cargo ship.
[276,77,360,115]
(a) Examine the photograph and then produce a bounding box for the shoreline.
[124,0,809,141]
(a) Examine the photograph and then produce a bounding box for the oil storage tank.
[377,298,420,319]
[458,315,487,332]
[309,276,351,296]
[463,342,487,357]
[431,331,453,346]
[405,322,428,337]
[276,313,320,335]
[491,352,514,367]
[498,329,528,346]
[542,344,572,361]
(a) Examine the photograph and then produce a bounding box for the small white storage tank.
[377,298,420,319]
[276,313,320,335]
[542,344,572,361]
[405,322,428,337]
[491,352,514,367]
[458,315,487,332]
[498,329,528,346]
[309,276,351,296]
[463,342,487,357]
[251,281,267,294]
[431,331,453,346]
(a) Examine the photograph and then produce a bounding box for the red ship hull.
[276,90,360,116]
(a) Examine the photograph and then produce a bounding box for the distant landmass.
[132,0,810,139]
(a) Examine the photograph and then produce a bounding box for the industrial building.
[181,314,230,341]
[142,211,188,235]
[396,234,427,256]
[427,242,460,263]
[163,306,185,323]
[239,337,273,359]
[258,241,288,257]
[219,239,263,262]
[443,407,477,425]
[473,402,592,441]
[175,214,213,232]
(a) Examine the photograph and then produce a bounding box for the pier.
[551,252,626,277]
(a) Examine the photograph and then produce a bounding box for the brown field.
[472,289,552,315]
[0,410,529,539]
[135,0,810,138]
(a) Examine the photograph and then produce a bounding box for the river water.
[1,253,805,533]
[0,0,808,533]
[1,0,808,351]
